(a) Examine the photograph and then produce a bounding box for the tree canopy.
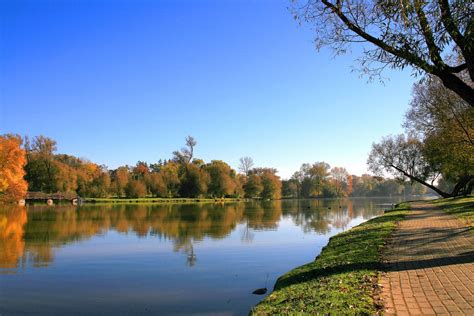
[292,0,474,106]
[0,135,28,203]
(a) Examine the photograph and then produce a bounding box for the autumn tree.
[298,162,330,198]
[125,180,147,198]
[292,0,474,106]
[244,174,264,198]
[0,135,28,203]
[111,166,130,197]
[160,161,181,197]
[260,169,282,199]
[330,167,350,197]
[205,160,237,197]
[132,161,150,180]
[144,172,167,197]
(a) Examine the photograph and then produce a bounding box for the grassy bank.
[252,202,411,315]
[83,197,245,204]
[427,196,474,228]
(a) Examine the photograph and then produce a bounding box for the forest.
[0,134,430,202]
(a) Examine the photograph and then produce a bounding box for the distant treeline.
[1,134,430,202]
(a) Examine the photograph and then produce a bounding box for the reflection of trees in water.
[0,199,384,270]
[282,199,380,234]
[0,206,26,269]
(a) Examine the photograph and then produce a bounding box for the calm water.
[1,197,408,315]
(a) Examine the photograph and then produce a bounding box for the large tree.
[292,0,474,106]
[405,74,473,194]
[367,134,471,197]
[0,135,28,203]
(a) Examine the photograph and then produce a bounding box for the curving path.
[381,203,474,315]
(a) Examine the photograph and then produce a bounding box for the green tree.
[244,174,263,198]
[205,160,237,197]
[260,170,282,199]
[179,164,210,198]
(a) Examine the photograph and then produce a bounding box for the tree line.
[281,163,428,199]
[2,135,283,200]
[1,134,432,202]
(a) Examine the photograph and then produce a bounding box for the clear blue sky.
[0,0,415,179]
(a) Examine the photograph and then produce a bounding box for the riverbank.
[252,196,473,314]
[83,197,245,204]
[252,202,410,314]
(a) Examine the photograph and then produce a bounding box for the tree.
[260,170,282,199]
[0,135,28,203]
[238,157,254,174]
[173,136,197,164]
[144,173,167,197]
[132,161,149,180]
[244,174,263,198]
[368,134,463,197]
[282,179,299,198]
[330,167,350,197]
[125,180,147,198]
[292,0,474,106]
[24,135,58,192]
[405,75,473,194]
[111,166,130,197]
[179,164,210,198]
[298,162,330,197]
[205,160,237,197]
[159,161,181,197]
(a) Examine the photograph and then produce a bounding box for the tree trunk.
[438,72,474,107]
[390,164,453,198]
[450,175,474,196]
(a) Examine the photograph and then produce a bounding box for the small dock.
[25,192,81,205]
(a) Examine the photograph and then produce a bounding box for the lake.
[1,197,409,315]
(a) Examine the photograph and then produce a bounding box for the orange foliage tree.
[0,134,28,203]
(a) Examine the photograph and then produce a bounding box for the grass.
[83,197,245,204]
[251,203,411,315]
[427,196,474,228]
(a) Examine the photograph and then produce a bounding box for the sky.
[0,0,416,179]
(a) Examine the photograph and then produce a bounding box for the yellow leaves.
[0,135,28,203]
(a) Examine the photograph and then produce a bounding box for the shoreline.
[251,201,411,314]
[251,196,473,314]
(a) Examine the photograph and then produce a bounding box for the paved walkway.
[381,203,474,315]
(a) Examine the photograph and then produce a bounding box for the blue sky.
[0,0,415,178]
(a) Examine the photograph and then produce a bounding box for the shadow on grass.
[275,252,474,291]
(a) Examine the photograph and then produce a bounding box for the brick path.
[381,203,474,315]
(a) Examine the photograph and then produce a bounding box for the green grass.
[83,197,245,204]
[252,203,411,315]
[427,196,474,228]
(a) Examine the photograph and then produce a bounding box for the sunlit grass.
[428,196,474,228]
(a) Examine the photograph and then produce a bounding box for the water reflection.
[0,199,387,271]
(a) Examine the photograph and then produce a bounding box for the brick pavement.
[381,203,474,315]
